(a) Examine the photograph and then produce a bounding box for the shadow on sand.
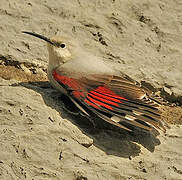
[13,81,161,159]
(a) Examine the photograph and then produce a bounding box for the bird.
[22,31,166,132]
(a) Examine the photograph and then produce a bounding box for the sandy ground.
[0,0,182,180]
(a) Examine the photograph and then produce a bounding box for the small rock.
[76,136,93,148]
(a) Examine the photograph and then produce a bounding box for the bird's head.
[22,31,73,70]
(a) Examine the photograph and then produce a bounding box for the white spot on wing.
[111,116,121,123]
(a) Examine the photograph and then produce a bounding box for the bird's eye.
[60,43,66,48]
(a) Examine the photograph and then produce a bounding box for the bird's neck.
[47,57,61,82]
[47,63,67,94]
[47,51,62,88]
[47,64,55,85]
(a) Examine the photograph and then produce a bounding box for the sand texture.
[0,0,182,180]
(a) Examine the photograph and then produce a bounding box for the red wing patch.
[85,86,128,110]
[84,99,100,109]
[88,93,119,107]
[53,71,128,110]
[86,95,114,110]
[93,86,127,100]
[53,71,79,90]
[53,71,84,98]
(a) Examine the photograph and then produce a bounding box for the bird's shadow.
[13,81,161,159]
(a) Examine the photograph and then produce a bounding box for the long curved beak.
[22,31,54,45]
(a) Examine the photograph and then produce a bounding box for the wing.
[53,69,166,132]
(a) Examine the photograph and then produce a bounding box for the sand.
[0,0,182,180]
